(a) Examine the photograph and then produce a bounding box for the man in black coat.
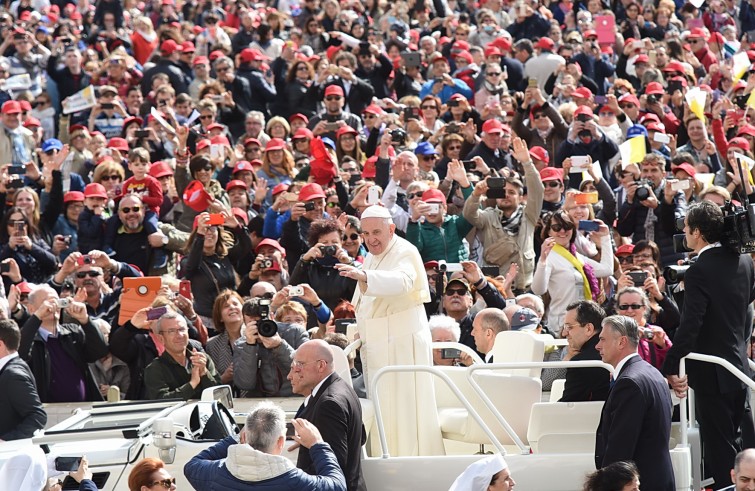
[596,315,675,491]
[663,201,755,489]
[0,319,46,440]
[141,40,190,96]
[559,300,610,402]
[288,340,366,491]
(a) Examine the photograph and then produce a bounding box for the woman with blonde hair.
[266,116,291,141]
[130,16,158,65]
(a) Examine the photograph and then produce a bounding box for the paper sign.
[695,172,715,188]
[733,52,750,84]
[689,0,705,9]
[0,74,31,91]
[594,16,615,44]
[685,87,707,122]
[150,107,176,135]
[733,152,755,184]
[747,90,755,111]
[62,86,96,114]
[619,136,646,168]
[186,109,200,127]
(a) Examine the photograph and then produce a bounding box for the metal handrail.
[431,341,485,365]
[466,360,614,453]
[369,365,508,458]
[679,353,755,447]
[344,339,362,358]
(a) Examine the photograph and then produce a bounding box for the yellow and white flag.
[685,87,707,122]
[62,86,95,114]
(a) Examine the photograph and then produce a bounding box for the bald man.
[288,340,366,491]
[725,448,755,491]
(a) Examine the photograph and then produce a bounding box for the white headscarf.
[448,454,508,491]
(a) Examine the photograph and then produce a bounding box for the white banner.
[62,86,96,114]
[0,74,31,91]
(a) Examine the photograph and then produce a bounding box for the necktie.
[609,374,616,391]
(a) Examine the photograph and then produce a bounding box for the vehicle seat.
[489,331,546,378]
[527,402,603,453]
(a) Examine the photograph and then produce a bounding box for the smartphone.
[572,156,590,168]
[486,177,506,199]
[286,421,296,438]
[289,285,304,297]
[486,95,498,108]
[428,203,440,215]
[323,122,340,131]
[135,129,150,138]
[210,144,224,160]
[446,122,460,134]
[671,180,691,191]
[445,263,464,273]
[14,221,25,235]
[481,266,500,277]
[653,132,670,144]
[367,186,380,205]
[574,192,599,205]
[8,176,24,189]
[146,306,168,320]
[441,348,462,359]
[283,192,299,202]
[8,165,25,175]
[0,263,8,274]
[403,106,420,121]
[101,102,114,110]
[334,318,355,334]
[55,457,81,472]
[594,95,607,105]
[627,270,648,287]
[578,220,600,232]
[207,213,225,226]
[78,255,93,267]
[632,40,644,50]
[668,81,683,94]
[461,160,475,172]
[527,78,538,88]
[400,51,421,68]
[177,280,192,299]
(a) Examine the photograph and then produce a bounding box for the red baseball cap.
[336,126,358,138]
[289,113,309,124]
[196,139,211,151]
[673,162,697,179]
[539,167,564,182]
[226,179,248,192]
[421,188,445,203]
[363,104,384,116]
[1,101,22,114]
[574,105,594,118]
[160,39,183,55]
[634,54,650,65]
[107,137,129,152]
[482,119,504,135]
[529,146,549,164]
[240,48,270,64]
[149,161,174,179]
[324,85,344,98]
[729,137,750,152]
[572,87,593,99]
[265,138,287,152]
[272,183,289,196]
[687,27,709,41]
[64,191,85,203]
[292,127,314,140]
[84,183,108,199]
[244,137,261,147]
[616,244,635,256]
[23,117,41,128]
[535,38,555,50]
[193,56,209,66]
[645,82,665,95]
[298,183,326,201]
[232,161,255,174]
[618,94,640,107]
[255,238,286,256]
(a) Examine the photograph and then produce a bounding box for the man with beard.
[463,138,543,290]
[308,85,362,141]
[111,195,170,275]
[49,250,141,326]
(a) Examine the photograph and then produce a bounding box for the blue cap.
[626,124,648,139]
[36,26,49,35]
[321,137,336,150]
[41,139,63,153]
[414,141,438,156]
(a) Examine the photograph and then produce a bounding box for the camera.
[289,285,304,297]
[720,200,755,254]
[260,258,275,269]
[647,94,658,106]
[257,299,278,337]
[63,235,72,245]
[304,201,316,211]
[389,128,407,146]
[641,328,655,340]
[664,257,696,283]
[319,245,337,256]
[634,179,654,202]
[56,297,72,309]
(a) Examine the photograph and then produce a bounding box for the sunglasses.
[618,256,634,264]
[550,223,574,233]
[325,96,342,101]
[101,174,120,181]
[150,478,176,489]
[200,165,213,172]
[326,202,339,208]
[533,113,547,119]
[199,115,214,120]
[407,191,424,200]
[343,233,359,241]
[486,72,502,76]
[421,105,437,110]
[445,287,468,296]
[617,303,644,310]
[120,206,141,213]
[544,181,562,188]
[421,155,437,161]
[447,145,461,151]
[76,271,102,278]
[364,113,377,119]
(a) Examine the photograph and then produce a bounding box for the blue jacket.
[419,78,473,104]
[184,436,346,491]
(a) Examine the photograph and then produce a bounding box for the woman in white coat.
[531,210,614,333]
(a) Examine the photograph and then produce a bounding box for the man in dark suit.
[287,340,366,491]
[595,315,675,491]
[0,319,46,440]
[560,300,610,402]
[662,201,755,488]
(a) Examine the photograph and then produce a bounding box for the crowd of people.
[3,0,755,488]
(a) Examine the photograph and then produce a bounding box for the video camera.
[720,200,755,254]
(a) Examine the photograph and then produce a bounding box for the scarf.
[500,204,524,236]
[552,243,600,301]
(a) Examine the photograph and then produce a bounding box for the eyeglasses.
[486,72,502,76]
[149,478,176,489]
[617,304,644,311]
[101,175,120,181]
[550,223,573,232]
[445,287,468,296]
[291,359,323,370]
[447,145,461,151]
[562,323,583,332]
[76,271,102,278]
[619,104,635,109]
[544,181,562,188]
[343,233,359,241]
[120,206,141,213]
[199,115,214,120]
[421,155,438,161]
[618,256,634,264]
[160,328,188,336]
[421,105,437,110]
[325,96,342,101]
[533,113,548,120]
[296,65,309,71]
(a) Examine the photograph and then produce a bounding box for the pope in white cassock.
[335,205,445,457]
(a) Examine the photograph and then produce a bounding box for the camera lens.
[257,319,278,337]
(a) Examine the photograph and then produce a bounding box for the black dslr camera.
[257,299,278,337]
[319,245,337,256]
[634,179,654,202]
